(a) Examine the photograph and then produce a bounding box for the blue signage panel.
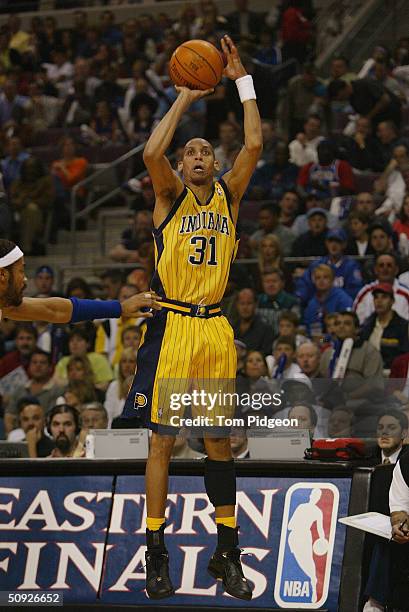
[0,476,114,602]
[101,475,351,609]
[0,474,350,608]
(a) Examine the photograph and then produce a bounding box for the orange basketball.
[169,39,224,90]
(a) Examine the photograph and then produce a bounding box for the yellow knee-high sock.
[146,517,165,531]
[215,516,236,529]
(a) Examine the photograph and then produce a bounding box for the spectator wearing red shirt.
[393,194,409,240]
[298,140,356,203]
[280,0,313,63]
[389,352,409,405]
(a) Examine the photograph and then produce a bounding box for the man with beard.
[47,404,81,458]
[0,238,161,324]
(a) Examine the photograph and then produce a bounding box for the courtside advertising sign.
[0,475,350,609]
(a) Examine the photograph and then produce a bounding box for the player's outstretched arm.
[2,292,161,323]
[221,36,262,220]
[143,87,212,210]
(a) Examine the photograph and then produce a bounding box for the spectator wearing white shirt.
[289,115,324,167]
[388,452,409,610]
[390,451,409,541]
[354,253,409,324]
[42,48,74,98]
[392,64,409,104]
[266,336,302,379]
[374,145,409,218]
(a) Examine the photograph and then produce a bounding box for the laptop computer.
[0,441,29,458]
[246,428,311,460]
[88,429,149,459]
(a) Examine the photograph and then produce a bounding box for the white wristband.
[235,75,256,103]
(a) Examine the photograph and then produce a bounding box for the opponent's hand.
[121,291,162,319]
[175,86,214,104]
[221,35,247,80]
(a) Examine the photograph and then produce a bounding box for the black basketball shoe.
[145,523,174,599]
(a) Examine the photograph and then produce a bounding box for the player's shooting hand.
[175,86,214,104]
[121,291,162,319]
[221,35,247,80]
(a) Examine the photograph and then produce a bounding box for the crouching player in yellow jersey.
[121,35,262,600]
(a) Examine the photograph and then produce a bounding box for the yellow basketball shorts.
[121,308,237,432]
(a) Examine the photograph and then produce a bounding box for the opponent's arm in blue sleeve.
[3,293,161,323]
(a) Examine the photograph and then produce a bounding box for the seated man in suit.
[363,409,408,612]
[375,409,408,465]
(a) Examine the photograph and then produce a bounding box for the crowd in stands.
[1,0,409,467]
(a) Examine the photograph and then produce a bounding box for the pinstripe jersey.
[151,179,237,304]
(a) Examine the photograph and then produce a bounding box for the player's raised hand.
[121,291,162,319]
[221,35,247,80]
[175,86,214,104]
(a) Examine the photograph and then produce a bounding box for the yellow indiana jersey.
[151,179,238,304]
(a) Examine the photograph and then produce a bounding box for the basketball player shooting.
[121,35,262,600]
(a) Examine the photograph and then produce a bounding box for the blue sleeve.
[69,298,122,323]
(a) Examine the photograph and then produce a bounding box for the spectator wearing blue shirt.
[99,11,123,47]
[246,141,298,201]
[303,263,353,335]
[296,228,363,306]
[1,136,30,192]
[254,29,282,66]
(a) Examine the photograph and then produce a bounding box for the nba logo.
[274,482,339,609]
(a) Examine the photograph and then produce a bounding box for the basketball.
[313,538,329,556]
[169,39,224,90]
